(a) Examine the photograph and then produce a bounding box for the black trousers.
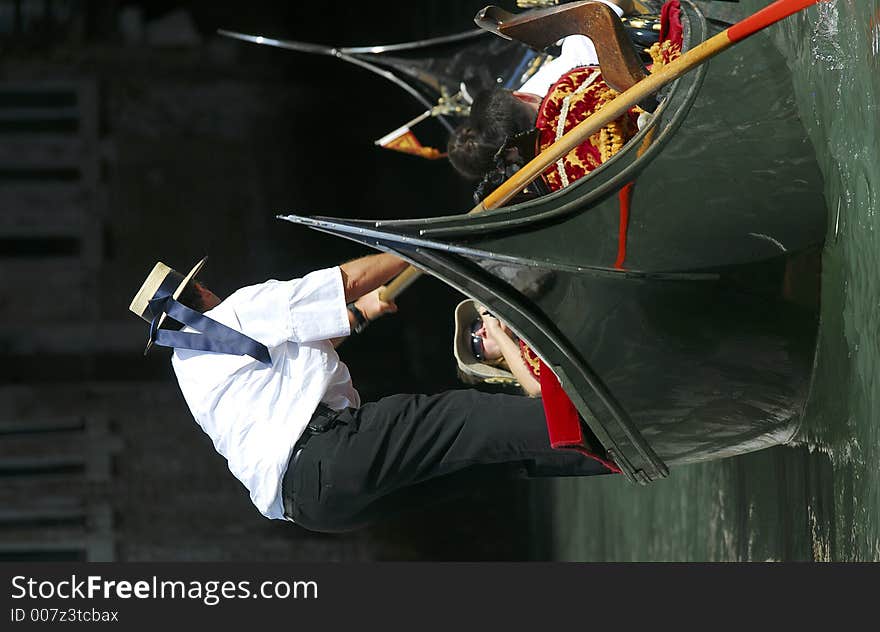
[282,390,610,532]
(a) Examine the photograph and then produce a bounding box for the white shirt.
[518,0,624,97]
[171,266,358,519]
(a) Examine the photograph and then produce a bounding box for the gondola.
[251,1,828,484]
[219,3,664,158]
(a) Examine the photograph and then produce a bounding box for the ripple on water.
[811,0,845,70]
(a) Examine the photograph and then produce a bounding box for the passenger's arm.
[483,315,542,397]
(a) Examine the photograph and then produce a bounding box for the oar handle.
[378,266,423,301]
[383,0,823,296]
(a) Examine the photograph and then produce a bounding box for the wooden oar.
[379,0,826,302]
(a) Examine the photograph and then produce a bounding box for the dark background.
[0,0,555,561]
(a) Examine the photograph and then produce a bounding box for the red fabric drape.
[538,359,621,473]
[661,0,683,47]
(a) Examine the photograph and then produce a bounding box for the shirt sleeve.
[222,267,350,348]
[519,35,601,97]
[286,266,350,343]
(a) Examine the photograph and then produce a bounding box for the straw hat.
[129,257,207,353]
[453,299,518,386]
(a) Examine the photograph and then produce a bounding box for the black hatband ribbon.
[147,295,271,365]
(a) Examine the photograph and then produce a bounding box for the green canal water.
[545,0,880,561]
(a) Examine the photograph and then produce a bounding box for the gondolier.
[129,253,611,532]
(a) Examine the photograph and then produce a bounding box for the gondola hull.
[282,1,827,484]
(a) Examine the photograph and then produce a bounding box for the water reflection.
[542,445,845,561]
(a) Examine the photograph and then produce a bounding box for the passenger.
[448,0,682,200]
[448,67,642,200]
[453,299,542,398]
[448,0,632,188]
[129,253,612,533]
[452,298,622,475]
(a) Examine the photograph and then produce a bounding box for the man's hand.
[335,287,398,347]
[355,287,398,322]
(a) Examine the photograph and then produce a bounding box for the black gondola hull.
[281,1,827,484]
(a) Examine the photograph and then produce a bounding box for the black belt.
[282,403,343,518]
[293,403,341,461]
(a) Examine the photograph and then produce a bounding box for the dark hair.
[447,87,536,180]
[177,281,212,313]
[448,124,499,180]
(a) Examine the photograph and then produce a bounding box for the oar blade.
[728,0,824,43]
